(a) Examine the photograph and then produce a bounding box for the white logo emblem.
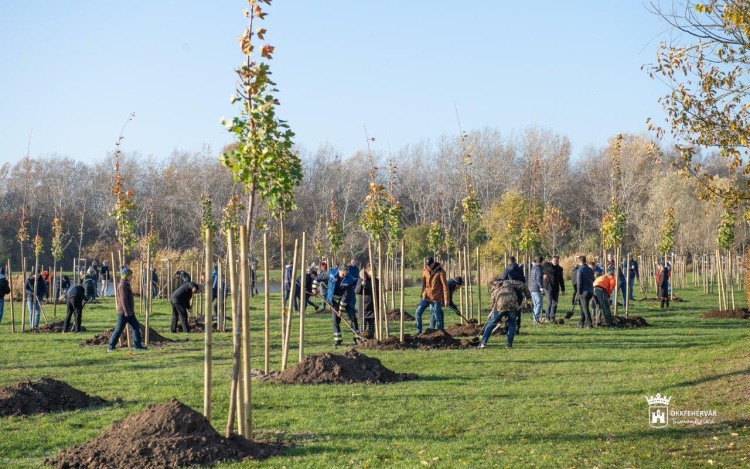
[645,393,671,428]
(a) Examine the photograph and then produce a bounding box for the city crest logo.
[645,393,671,428]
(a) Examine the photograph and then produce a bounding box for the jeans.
[152,283,157,299]
[482,310,518,346]
[0,298,4,324]
[100,279,109,297]
[545,290,559,320]
[627,278,636,300]
[109,314,143,348]
[531,292,543,322]
[428,303,445,330]
[415,299,444,333]
[27,299,41,328]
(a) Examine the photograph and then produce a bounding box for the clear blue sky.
[0,1,669,165]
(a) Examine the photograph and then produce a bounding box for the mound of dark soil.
[272,349,416,384]
[25,321,87,333]
[174,317,229,333]
[80,325,173,347]
[610,315,650,327]
[701,309,750,319]
[46,399,283,468]
[445,319,483,336]
[385,309,415,321]
[358,328,479,350]
[0,378,105,417]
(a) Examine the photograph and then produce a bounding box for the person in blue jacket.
[327,266,359,347]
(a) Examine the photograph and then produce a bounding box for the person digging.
[326,265,359,347]
[170,281,203,333]
[414,257,449,336]
[63,282,87,333]
[478,277,531,349]
[442,276,465,326]
[108,267,148,352]
[591,267,622,328]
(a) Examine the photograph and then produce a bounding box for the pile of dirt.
[0,378,106,417]
[701,309,750,320]
[610,315,650,327]
[25,321,87,333]
[272,349,416,384]
[385,309,415,321]
[46,399,283,468]
[174,317,229,333]
[80,325,173,347]
[358,328,479,350]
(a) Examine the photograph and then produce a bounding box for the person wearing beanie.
[64,281,87,333]
[109,267,147,352]
[0,266,10,325]
[438,275,463,327]
[171,281,203,333]
[414,257,449,335]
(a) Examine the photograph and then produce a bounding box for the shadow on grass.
[673,368,750,388]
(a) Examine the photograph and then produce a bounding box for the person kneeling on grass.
[63,283,86,332]
[327,266,359,347]
[108,267,147,352]
[478,277,531,349]
[171,281,203,333]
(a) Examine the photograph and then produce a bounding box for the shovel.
[316,293,363,345]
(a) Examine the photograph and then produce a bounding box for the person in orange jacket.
[592,266,618,327]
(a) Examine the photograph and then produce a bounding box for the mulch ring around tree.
[0,378,107,417]
[80,325,173,347]
[271,349,417,384]
[385,309,415,321]
[24,321,88,333]
[701,309,750,320]
[173,317,231,333]
[610,315,651,327]
[357,328,480,350]
[45,399,284,468]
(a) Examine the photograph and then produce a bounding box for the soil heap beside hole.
[80,325,173,347]
[358,328,479,350]
[0,378,105,417]
[610,316,650,327]
[46,399,283,468]
[25,321,88,333]
[272,349,417,384]
[385,309,415,321]
[174,317,228,333]
[701,309,750,320]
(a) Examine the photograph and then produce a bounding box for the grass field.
[1,277,749,468]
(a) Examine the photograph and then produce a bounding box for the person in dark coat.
[657,261,670,308]
[327,267,359,346]
[0,267,10,325]
[151,268,159,299]
[83,273,97,303]
[438,276,464,327]
[108,267,147,352]
[293,266,319,314]
[575,256,595,328]
[355,264,378,334]
[99,261,110,297]
[170,281,202,333]
[543,256,566,321]
[24,270,46,329]
[283,262,293,303]
[175,270,191,286]
[64,283,86,332]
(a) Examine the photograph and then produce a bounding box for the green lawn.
[1,278,748,468]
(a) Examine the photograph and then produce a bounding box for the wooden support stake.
[399,239,405,343]
[368,239,379,340]
[299,232,307,363]
[263,232,270,375]
[203,228,214,422]
[476,246,482,323]
[8,259,15,333]
[226,228,240,438]
[281,239,298,371]
[239,226,252,438]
